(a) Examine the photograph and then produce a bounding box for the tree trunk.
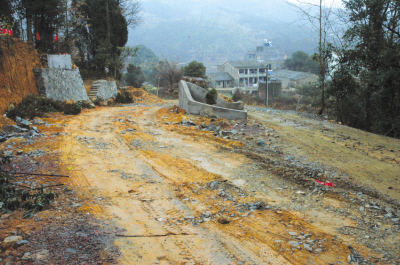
[27,13,33,42]
[106,0,111,45]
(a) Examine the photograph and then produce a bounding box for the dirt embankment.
[0,37,42,115]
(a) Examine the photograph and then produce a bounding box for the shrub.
[92,98,102,106]
[63,103,82,115]
[5,94,66,120]
[205,88,218,105]
[115,89,134,103]
[232,90,243,102]
[76,100,95,109]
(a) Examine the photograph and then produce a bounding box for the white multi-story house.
[214,60,267,88]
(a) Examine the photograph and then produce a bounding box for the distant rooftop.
[225,60,265,68]
[273,69,316,81]
[208,72,234,81]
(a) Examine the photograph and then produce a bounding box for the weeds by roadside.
[0,153,58,218]
[5,94,95,120]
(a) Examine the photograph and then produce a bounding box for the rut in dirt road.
[59,105,375,265]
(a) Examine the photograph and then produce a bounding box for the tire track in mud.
[59,106,383,264]
[115,107,358,265]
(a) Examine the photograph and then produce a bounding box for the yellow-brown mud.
[126,87,166,104]
[47,104,389,264]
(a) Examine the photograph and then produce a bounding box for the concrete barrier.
[179,81,247,120]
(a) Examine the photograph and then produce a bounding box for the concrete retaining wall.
[186,82,244,110]
[179,81,247,120]
[89,80,118,99]
[34,68,89,101]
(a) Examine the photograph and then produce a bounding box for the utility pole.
[157,77,160,98]
[265,69,269,107]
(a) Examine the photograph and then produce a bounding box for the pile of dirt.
[0,115,16,127]
[0,37,42,115]
[125,87,165,104]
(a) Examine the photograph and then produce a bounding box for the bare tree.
[119,0,143,28]
[154,59,182,92]
[287,0,342,115]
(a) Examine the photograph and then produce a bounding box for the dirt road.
[59,104,399,264]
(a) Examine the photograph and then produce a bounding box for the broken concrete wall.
[88,80,118,100]
[186,82,244,110]
[179,81,247,120]
[34,68,89,101]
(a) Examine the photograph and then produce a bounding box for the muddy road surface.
[59,103,399,264]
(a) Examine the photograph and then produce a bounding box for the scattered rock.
[257,139,266,147]
[66,248,78,254]
[217,217,231,224]
[16,240,29,247]
[2,236,23,249]
[303,243,313,252]
[288,241,300,247]
[34,249,50,260]
[22,252,32,260]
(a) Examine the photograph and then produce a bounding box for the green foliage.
[123,64,146,87]
[73,0,129,77]
[297,84,319,98]
[284,51,319,74]
[4,94,86,120]
[183,60,206,78]
[63,103,82,115]
[5,94,65,120]
[205,88,218,105]
[115,89,134,103]
[327,65,363,126]
[337,0,400,137]
[76,100,95,109]
[92,98,102,106]
[277,93,297,105]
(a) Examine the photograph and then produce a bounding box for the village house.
[273,69,318,92]
[208,60,267,88]
[207,72,234,89]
